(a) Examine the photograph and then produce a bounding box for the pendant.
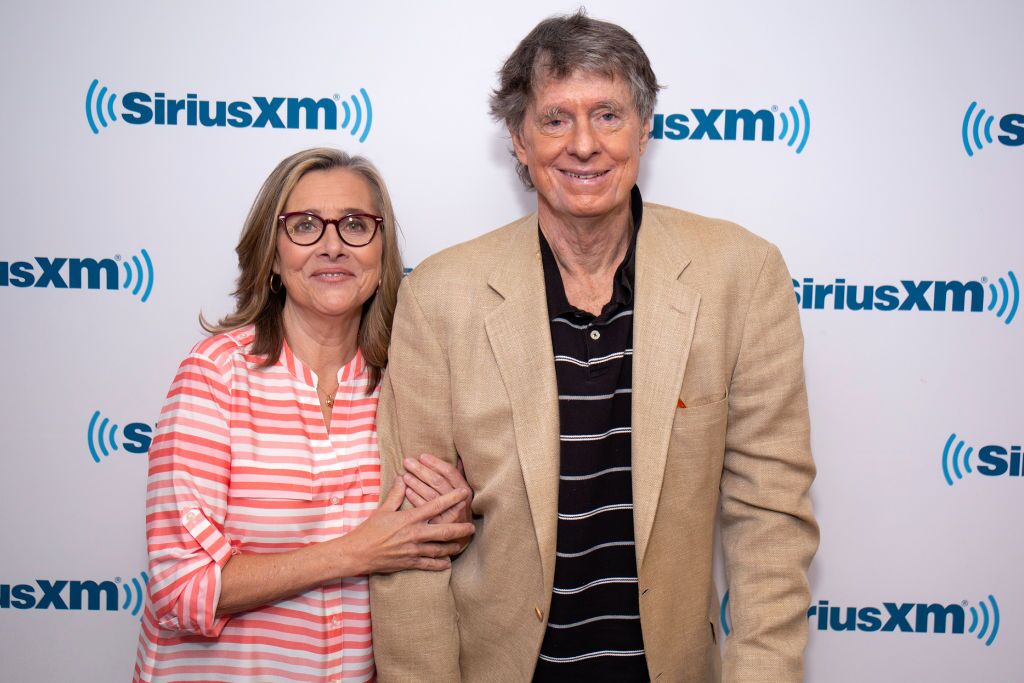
[325,397,334,407]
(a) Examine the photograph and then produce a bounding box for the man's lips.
[560,169,609,180]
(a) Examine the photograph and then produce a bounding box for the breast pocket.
[672,393,728,432]
[666,394,729,505]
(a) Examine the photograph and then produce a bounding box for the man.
[371,11,818,682]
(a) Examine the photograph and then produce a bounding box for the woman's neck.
[281,302,360,383]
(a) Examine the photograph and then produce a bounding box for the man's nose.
[567,120,598,159]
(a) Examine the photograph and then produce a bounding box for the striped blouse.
[133,325,380,683]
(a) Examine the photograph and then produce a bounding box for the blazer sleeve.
[370,275,462,682]
[720,244,819,683]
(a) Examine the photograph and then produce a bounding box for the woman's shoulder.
[186,324,256,368]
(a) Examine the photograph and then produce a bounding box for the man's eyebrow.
[593,100,625,113]
[537,106,567,120]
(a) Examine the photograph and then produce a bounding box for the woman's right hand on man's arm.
[333,479,474,575]
[217,481,472,616]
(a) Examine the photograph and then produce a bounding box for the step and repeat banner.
[0,1,1020,680]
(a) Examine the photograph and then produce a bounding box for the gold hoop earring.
[269,273,283,294]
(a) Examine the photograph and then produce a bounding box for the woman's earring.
[269,272,283,294]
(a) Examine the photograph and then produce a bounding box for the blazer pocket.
[672,393,728,431]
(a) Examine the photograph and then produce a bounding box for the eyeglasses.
[278,211,383,247]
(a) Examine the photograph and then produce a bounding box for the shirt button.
[589,329,601,340]
[330,496,340,505]
[332,616,340,626]
[535,606,544,622]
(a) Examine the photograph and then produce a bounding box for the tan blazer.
[370,203,818,682]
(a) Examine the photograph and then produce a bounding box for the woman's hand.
[402,454,475,554]
[335,479,474,575]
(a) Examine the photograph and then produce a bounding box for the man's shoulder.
[644,202,771,252]
[405,214,535,288]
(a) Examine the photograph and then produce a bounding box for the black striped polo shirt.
[533,186,649,682]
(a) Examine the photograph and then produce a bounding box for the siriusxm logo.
[0,249,154,302]
[1,572,148,616]
[87,410,153,463]
[85,79,374,142]
[650,99,810,154]
[720,591,1001,646]
[942,433,1022,486]
[961,102,1024,156]
[793,271,1019,325]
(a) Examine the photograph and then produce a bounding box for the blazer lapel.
[632,209,700,565]
[484,217,561,592]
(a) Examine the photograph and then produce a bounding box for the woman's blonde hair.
[203,147,403,392]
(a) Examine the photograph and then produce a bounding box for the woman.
[133,148,474,682]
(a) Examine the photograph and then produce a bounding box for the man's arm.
[720,244,819,682]
[370,275,462,681]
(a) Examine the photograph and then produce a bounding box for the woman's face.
[273,168,383,329]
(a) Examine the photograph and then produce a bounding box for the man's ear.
[510,125,530,166]
[639,117,652,155]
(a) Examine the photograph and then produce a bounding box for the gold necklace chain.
[317,382,339,408]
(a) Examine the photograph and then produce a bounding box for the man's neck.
[539,200,633,315]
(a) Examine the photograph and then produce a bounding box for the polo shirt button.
[534,606,544,622]
[590,329,601,340]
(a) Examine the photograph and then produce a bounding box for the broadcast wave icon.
[85,79,118,135]
[87,410,122,463]
[962,102,996,157]
[942,433,976,486]
[986,271,1019,325]
[720,590,732,636]
[777,99,810,154]
[339,88,373,143]
[121,248,155,303]
[120,571,149,617]
[968,595,1000,646]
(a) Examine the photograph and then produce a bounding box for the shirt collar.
[539,185,644,321]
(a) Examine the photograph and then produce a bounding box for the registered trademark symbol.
[961,600,968,606]
[115,254,122,261]
[980,276,988,283]
[115,576,122,583]
[333,93,340,101]
[771,105,778,112]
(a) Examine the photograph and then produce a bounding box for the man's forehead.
[530,69,630,108]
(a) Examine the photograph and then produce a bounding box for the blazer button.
[534,607,544,622]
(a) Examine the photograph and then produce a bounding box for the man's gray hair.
[489,9,662,189]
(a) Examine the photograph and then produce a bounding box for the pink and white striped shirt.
[133,325,380,682]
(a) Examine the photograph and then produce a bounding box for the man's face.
[511,70,649,224]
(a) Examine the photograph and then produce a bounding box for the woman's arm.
[217,480,473,616]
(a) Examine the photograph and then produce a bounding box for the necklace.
[317,383,338,408]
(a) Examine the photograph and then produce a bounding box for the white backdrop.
[0,1,1021,680]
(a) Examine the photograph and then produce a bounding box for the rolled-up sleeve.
[144,352,234,637]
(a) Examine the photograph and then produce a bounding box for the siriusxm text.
[1,580,119,611]
[977,444,1023,477]
[650,109,774,141]
[122,92,341,129]
[0,257,118,290]
[794,277,984,312]
[809,600,965,633]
